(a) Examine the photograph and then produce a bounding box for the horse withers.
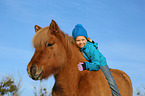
[27,20,133,96]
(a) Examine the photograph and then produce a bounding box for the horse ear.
[34,25,41,32]
[49,20,60,35]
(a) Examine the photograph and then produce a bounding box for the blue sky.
[0,0,145,95]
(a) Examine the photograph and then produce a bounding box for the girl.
[72,24,121,96]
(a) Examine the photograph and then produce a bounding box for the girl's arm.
[84,47,107,71]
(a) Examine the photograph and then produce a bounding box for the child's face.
[75,36,87,48]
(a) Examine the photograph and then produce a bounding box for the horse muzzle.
[27,65,43,80]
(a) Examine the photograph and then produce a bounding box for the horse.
[27,20,133,96]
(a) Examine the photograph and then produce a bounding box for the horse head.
[27,20,68,80]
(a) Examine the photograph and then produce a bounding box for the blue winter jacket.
[80,41,107,71]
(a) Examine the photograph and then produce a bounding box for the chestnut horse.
[27,20,133,96]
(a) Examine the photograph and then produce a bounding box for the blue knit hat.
[72,24,88,40]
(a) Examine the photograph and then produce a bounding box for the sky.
[0,0,145,95]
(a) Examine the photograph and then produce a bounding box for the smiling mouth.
[79,45,84,48]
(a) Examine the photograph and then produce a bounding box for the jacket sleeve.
[84,47,107,71]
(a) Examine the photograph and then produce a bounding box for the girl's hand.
[78,62,84,71]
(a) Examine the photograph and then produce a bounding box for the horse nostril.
[30,65,37,76]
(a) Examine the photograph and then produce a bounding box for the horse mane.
[64,34,74,50]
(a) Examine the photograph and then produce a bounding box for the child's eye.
[76,40,80,42]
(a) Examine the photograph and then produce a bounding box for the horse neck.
[53,43,85,95]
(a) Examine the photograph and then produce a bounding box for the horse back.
[78,69,132,96]
[78,70,112,96]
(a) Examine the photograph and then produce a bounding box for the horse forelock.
[32,26,50,48]
[31,25,74,53]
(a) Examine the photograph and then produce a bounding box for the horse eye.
[47,43,53,47]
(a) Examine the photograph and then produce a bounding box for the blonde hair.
[88,38,93,43]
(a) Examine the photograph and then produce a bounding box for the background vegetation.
[0,75,51,96]
[0,75,144,96]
